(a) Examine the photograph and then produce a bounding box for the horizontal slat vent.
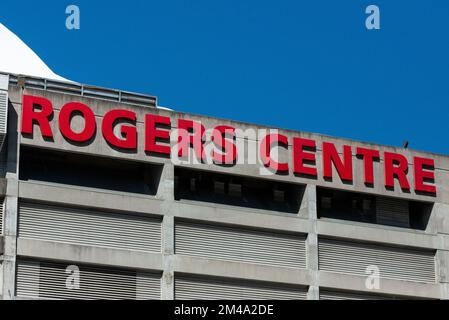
[16,260,161,300]
[376,197,410,228]
[175,221,306,268]
[0,92,7,133]
[0,91,7,150]
[18,202,162,252]
[175,276,307,300]
[319,238,436,283]
[320,289,401,300]
[0,197,4,234]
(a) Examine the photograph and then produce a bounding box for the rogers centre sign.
[20,94,437,195]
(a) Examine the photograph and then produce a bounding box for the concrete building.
[0,71,448,300]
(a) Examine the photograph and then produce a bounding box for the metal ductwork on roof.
[0,74,8,151]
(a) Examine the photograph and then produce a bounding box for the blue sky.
[2,1,449,154]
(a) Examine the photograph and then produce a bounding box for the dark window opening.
[175,168,304,214]
[19,147,162,195]
[317,188,432,230]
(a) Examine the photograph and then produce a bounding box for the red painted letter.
[145,114,171,156]
[59,102,96,142]
[356,147,380,185]
[293,137,317,177]
[384,152,410,190]
[21,95,54,138]
[177,119,206,162]
[212,125,236,165]
[102,109,137,149]
[414,157,436,194]
[260,134,289,173]
[322,142,353,182]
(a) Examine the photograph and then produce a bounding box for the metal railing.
[5,73,157,108]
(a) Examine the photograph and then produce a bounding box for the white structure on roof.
[0,22,171,111]
[0,23,71,82]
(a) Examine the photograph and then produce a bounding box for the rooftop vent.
[0,74,8,151]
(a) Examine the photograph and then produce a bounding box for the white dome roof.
[0,23,72,82]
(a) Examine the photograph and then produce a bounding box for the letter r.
[21,95,54,138]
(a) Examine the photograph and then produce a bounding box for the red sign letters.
[21,94,437,195]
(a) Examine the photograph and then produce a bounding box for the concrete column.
[161,215,174,300]
[433,202,449,300]
[1,98,20,300]
[2,195,18,300]
[159,164,175,300]
[303,184,319,300]
[436,241,449,300]
[437,250,449,298]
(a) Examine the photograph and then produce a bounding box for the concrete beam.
[18,181,164,217]
[319,271,441,299]
[317,219,441,250]
[172,255,311,287]
[16,239,164,272]
[174,201,311,234]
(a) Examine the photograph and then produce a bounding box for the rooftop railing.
[5,73,157,108]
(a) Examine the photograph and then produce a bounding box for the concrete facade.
[1,78,449,300]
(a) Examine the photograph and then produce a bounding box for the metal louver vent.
[319,238,436,283]
[175,276,307,300]
[175,221,307,268]
[0,197,4,234]
[0,91,8,151]
[376,197,410,228]
[320,289,401,300]
[18,202,162,252]
[16,260,161,300]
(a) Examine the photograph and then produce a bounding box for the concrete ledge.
[18,181,164,216]
[173,201,311,234]
[319,271,442,299]
[173,255,311,286]
[317,220,440,250]
[17,238,163,272]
